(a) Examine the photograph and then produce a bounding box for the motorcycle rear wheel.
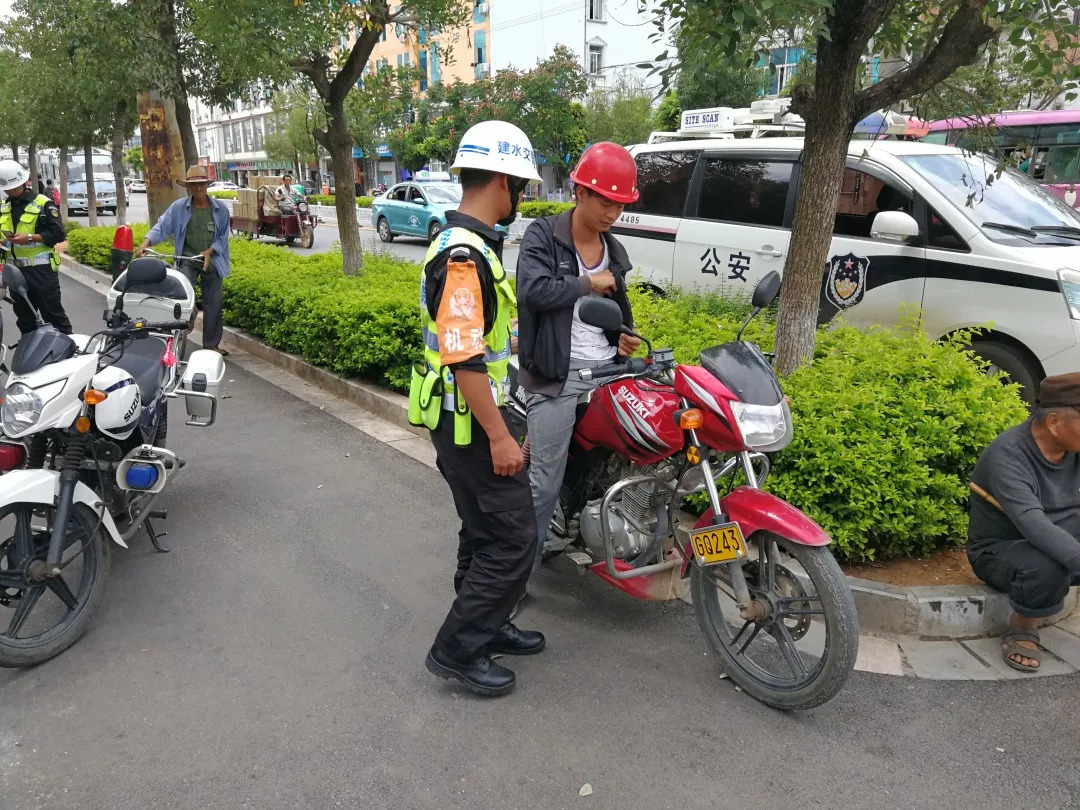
[690,532,858,711]
[0,503,110,667]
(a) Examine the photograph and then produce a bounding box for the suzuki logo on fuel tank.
[616,386,650,420]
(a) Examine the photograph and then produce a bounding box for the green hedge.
[310,194,375,208]
[628,286,1027,562]
[209,191,237,200]
[64,225,421,391]
[64,225,1027,562]
[518,201,575,218]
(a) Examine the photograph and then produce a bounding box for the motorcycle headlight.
[730,400,791,452]
[2,383,44,435]
[1058,268,1080,319]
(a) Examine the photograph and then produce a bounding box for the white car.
[207,181,240,192]
[129,179,146,193]
[617,136,1080,403]
[67,181,118,216]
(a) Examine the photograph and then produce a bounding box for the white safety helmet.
[0,159,29,192]
[450,120,541,182]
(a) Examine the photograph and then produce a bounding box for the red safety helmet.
[570,142,639,204]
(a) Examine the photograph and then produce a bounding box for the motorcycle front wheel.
[690,531,858,711]
[0,503,110,667]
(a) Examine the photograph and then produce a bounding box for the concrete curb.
[57,254,1080,680]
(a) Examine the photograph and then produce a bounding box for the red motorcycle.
[507,272,858,710]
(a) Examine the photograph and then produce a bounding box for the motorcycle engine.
[578,462,678,561]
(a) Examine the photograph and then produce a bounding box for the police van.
[613,136,1080,402]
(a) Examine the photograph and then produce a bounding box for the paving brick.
[961,637,1076,679]
[854,636,905,676]
[1039,627,1080,669]
[1056,611,1080,638]
[899,640,1002,680]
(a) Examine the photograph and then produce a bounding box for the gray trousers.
[526,357,619,570]
[180,262,224,350]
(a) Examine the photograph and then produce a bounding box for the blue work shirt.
[146,196,232,279]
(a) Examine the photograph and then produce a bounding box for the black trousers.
[12,266,71,335]
[430,410,537,662]
[968,539,1080,619]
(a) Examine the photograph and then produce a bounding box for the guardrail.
[221,198,532,241]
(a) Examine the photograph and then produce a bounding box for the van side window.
[833,169,912,239]
[696,158,793,227]
[627,151,697,217]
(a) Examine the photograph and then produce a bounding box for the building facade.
[489,0,668,93]
[341,4,490,191]
[191,90,297,187]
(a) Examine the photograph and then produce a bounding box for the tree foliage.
[383,45,590,181]
[669,25,767,111]
[585,72,656,146]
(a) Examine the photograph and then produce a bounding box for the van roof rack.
[646,98,806,144]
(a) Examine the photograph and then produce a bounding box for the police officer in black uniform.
[412,121,545,697]
[0,159,71,335]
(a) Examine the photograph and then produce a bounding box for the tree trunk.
[84,138,98,228]
[173,85,199,168]
[775,49,861,375]
[10,143,17,164]
[59,145,68,223]
[26,141,37,193]
[320,109,363,275]
[111,100,129,225]
[138,90,187,225]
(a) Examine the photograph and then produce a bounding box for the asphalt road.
[1,278,1077,809]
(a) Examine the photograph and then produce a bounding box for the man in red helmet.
[516,142,642,570]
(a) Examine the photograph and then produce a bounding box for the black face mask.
[498,177,528,228]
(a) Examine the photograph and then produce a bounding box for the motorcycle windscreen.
[699,342,783,406]
[11,326,77,376]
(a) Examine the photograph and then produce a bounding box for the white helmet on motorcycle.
[91,365,143,440]
[0,159,30,192]
[450,121,541,182]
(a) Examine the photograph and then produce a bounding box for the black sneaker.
[425,646,516,696]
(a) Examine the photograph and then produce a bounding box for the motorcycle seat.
[104,337,169,404]
[122,275,190,300]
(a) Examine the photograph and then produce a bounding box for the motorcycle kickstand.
[144,512,170,553]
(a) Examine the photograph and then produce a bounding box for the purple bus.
[925,109,1080,207]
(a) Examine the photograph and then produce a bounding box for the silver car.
[67,181,118,217]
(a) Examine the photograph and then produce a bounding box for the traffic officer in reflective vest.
[410,120,544,696]
[0,160,71,335]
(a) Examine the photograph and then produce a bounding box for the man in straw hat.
[136,165,231,355]
[968,372,1080,672]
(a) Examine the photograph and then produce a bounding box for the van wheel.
[969,341,1039,405]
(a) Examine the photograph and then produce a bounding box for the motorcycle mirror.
[578,297,625,332]
[2,263,27,296]
[751,270,782,309]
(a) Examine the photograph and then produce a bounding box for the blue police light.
[125,463,159,490]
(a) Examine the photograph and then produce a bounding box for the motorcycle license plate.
[689,522,747,566]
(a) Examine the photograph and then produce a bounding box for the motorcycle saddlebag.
[179,349,225,425]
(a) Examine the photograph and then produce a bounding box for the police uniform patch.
[47,206,59,216]
[825,253,868,311]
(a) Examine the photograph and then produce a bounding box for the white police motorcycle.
[0,257,224,666]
